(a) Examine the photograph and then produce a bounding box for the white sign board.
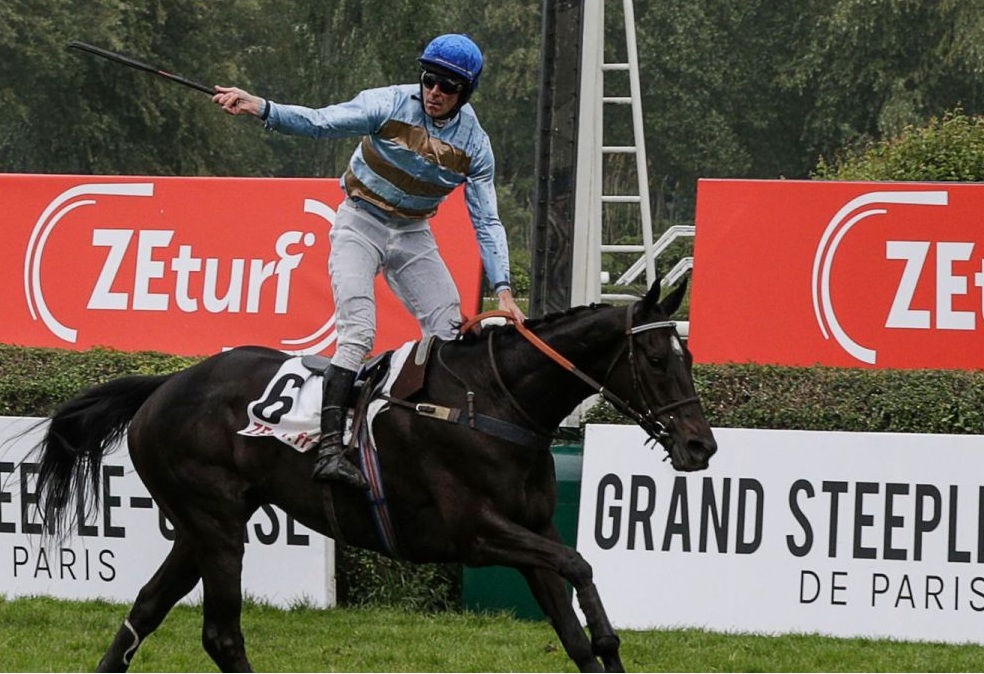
[577,424,984,643]
[0,417,333,608]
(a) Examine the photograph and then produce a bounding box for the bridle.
[459,305,701,449]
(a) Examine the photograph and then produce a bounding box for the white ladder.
[599,0,655,302]
[573,0,677,305]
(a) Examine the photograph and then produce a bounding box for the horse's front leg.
[571,577,624,672]
[464,517,623,672]
[521,565,623,672]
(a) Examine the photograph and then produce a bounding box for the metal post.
[571,0,604,307]
[530,0,584,317]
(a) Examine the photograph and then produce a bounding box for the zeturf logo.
[690,179,984,370]
[21,182,337,354]
[3,174,482,357]
[811,191,949,364]
[24,183,154,343]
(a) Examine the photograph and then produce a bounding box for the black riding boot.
[311,365,368,490]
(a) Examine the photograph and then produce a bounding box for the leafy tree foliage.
[631,0,816,228]
[781,0,984,162]
[813,109,984,181]
[0,0,273,175]
[630,0,984,225]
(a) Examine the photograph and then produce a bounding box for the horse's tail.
[34,373,170,540]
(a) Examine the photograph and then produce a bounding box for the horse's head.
[612,279,717,472]
[459,282,716,471]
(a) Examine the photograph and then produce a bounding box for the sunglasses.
[420,70,465,95]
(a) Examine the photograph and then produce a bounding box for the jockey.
[212,33,526,490]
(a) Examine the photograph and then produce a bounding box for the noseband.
[460,307,700,449]
[614,304,701,447]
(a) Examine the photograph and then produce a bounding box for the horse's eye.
[647,354,663,367]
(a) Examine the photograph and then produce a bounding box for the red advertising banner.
[690,179,984,370]
[2,174,482,357]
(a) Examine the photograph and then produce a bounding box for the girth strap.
[380,394,549,449]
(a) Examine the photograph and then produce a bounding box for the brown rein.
[460,311,577,373]
[460,308,699,447]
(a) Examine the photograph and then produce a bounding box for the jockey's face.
[420,71,463,119]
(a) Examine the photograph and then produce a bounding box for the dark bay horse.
[31,280,716,673]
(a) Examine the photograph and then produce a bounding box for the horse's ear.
[641,277,663,312]
[657,277,689,317]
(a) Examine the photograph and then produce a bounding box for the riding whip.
[67,41,215,95]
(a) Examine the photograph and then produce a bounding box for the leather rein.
[459,305,700,448]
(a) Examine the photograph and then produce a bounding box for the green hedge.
[698,364,984,434]
[4,344,984,611]
[582,365,984,434]
[0,345,199,416]
[583,363,984,435]
[9,345,981,435]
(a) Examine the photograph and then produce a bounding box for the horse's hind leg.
[197,523,252,672]
[96,538,201,672]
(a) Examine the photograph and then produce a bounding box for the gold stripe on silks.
[360,138,454,199]
[377,120,472,176]
[343,171,438,220]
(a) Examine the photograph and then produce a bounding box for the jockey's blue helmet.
[418,34,484,92]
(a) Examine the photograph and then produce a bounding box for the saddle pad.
[238,357,325,452]
[237,341,415,452]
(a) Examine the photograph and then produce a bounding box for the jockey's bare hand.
[212,86,264,117]
[497,288,526,324]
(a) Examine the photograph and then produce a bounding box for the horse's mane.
[525,302,613,328]
[455,303,613,345]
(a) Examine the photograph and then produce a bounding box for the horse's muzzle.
[669,435,717,472]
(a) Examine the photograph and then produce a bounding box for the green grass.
[2,595,984,672]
